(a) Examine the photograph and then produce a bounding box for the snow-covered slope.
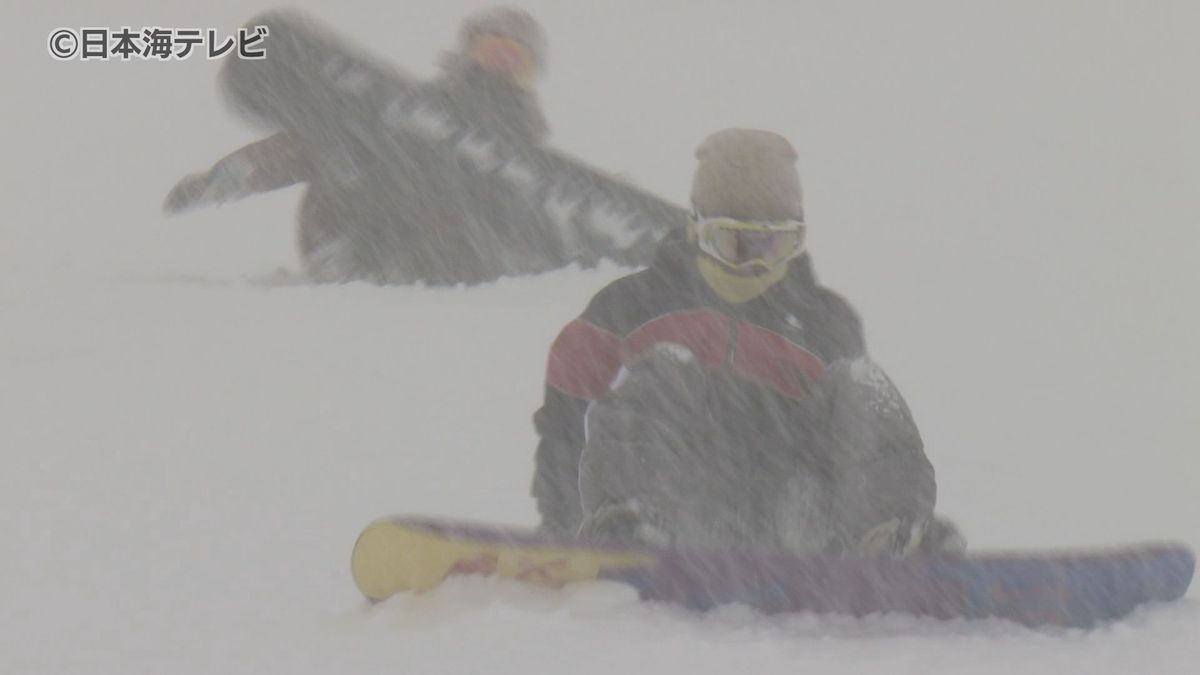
[3,1,1197,673]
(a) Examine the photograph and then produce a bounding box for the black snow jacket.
[531,230,894,534]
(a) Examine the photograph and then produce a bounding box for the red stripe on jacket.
[732,323,826,399]
[546,319,623,400]
[546,309,826,401]
[621,310,730,368]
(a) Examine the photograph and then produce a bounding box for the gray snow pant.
[576,346,937,555]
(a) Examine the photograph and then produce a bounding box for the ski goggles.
[693,217,807,270]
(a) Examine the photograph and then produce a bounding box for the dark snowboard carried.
[217,9,689,283]
[351,515,1194,629]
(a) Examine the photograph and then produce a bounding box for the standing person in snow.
[531,128,964,556]
[164,7,551,284]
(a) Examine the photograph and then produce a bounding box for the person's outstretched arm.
[163,132,312,214]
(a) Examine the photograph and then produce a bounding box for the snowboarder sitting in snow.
[531,128,964,556]
[163,6,551,284]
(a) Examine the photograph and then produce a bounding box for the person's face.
[468,33,539,89]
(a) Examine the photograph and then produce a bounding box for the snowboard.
[351,515,1194,629]
[217,9,689,281]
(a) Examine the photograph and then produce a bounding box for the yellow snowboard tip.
[351,520,453,601]
[351,517,657,602]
